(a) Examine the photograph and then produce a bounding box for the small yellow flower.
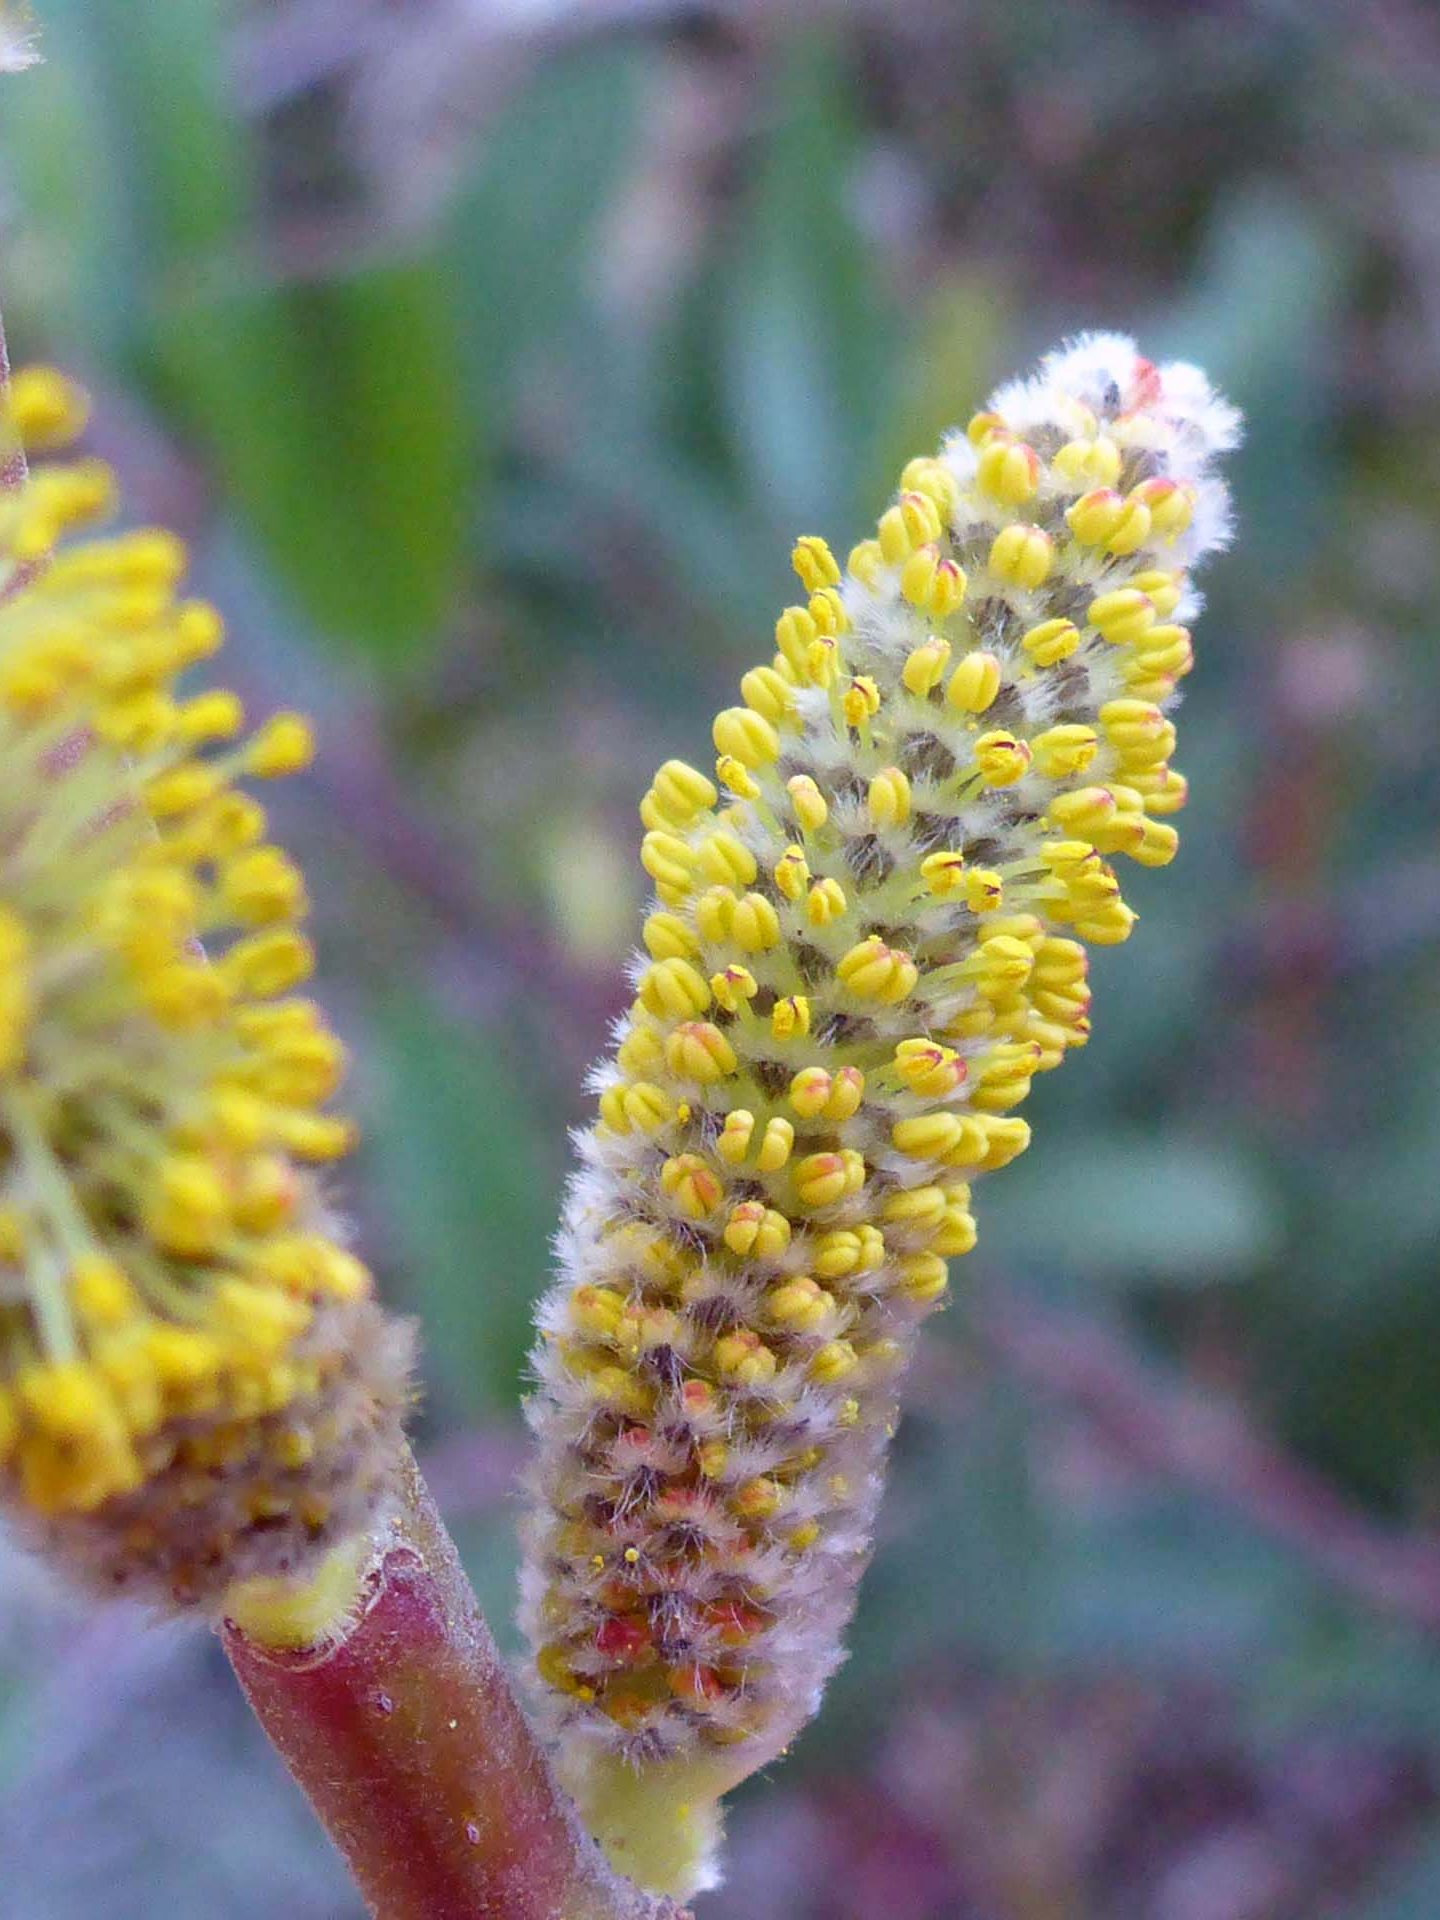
[0,371,410,1607]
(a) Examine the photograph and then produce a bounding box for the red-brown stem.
[223,1451,688,1920]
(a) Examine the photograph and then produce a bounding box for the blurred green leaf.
[449,43,646,498]
[722,38,892,532]
[158,258,468,667]
[366,993,554,1418]
[980,1134,1284,1286]
[0,0,141,355]
[92,0,248,270]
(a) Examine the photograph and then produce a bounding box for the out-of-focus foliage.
[2,0,1440,1913]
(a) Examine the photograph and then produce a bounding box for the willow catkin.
[519,333,1239,1893]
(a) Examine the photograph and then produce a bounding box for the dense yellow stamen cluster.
[520,336,1237,1869]
[0,367,409,1605]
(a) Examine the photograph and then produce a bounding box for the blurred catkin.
[520,334,1239,1895]
[0,368,411,1610]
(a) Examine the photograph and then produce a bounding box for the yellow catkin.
[519,335,1239,1897]
[0,369,411,1610]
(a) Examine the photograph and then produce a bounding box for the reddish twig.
[225,1451,688,1920]
[975,1289,1440,1638]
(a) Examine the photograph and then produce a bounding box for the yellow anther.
[717,1110,756,1165]
[637,957,711,1020]
[969,933,1035,999]
[988,524,1053,589]
[713,1329,778,1388]
[9,366,91,451]
[1086,588,1156,646]
[643,911,699,961]
[806,876,848,926]
[793,1151,861,1210]
[900,455,961,517]
[1131,476,1195,539]
[1073,899,1139,944]
[827,1066,865,1120]
[712,706,779,768]
[571,1284,627,1339]
[71,1257,139,1329]
[756,1117,795,1173]
[221,847,308,926]
[964,868,1004,913]
[933,1203,979,1256]
[792,536,841,591]
[847,538,884,588]
[246,712,315,778]
[733,1476,785,1522]
[697,830,758,888]
[808,1340,858,1385]
[1129,568,1185,618]
[976,435,1040,504]
[641,830,696,897]
[774,844,811,903]
[1131,819,1180,868]
[787,774,828,832]
[920,848,966,898]
[716,753,761,800]
[740,666,796,724]
[771,995,811,1040]
[661,1154,724,1220]
[966,410,1006,446]
[724,1202,792,1259]
[877,490,943,563]
[617,1021,665,1077]
[144,1154,230,1258]
[882,1185,947,1231]
[731,892,782,952]
[867,766,912,830]
[809,586,849,637]
[1020,617,1082,667]
[666,1021,738,1083]
[842,676,881,727]
[837,936,918,1004]
[786,1065,832,1123]
[775,605,818,670]
[177,690,245,744]
[1136,766,1189,815]
[710,964,759,1011]
[1031,724,1099,780]
[764,1277,831,1333]
[972,730,1032,786]
[897,1252,949,1305]
[650,759,718,822]
[946,650,1002,713]
[800,636,836,690]
[694,886,737,944]
[1051,434,1122,489]
[902,636,952,696]
[901,544,967,617]
[892,1112,966,1160]
[894,1037,964,1097]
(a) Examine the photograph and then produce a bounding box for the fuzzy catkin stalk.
[519,335,1240,1898]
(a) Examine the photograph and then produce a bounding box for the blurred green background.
[3,1,1440,1914]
